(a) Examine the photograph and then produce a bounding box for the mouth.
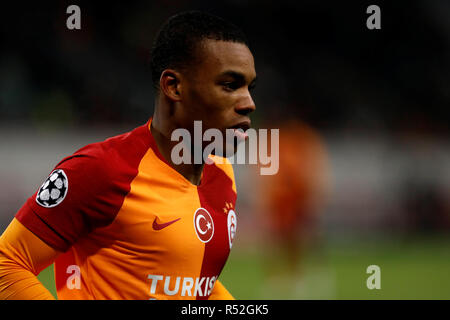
[228,120,251,141]
[229,120,251,132]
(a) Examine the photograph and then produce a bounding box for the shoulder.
[56,123,151,177]
[14,123,152,251]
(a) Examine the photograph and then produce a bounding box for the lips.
[230,121,250,132]
[229,120,251,141]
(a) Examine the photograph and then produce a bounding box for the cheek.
[182,83,236,127]
[179,87,210,125]
[184,86,206,113]
[192,89,231,115]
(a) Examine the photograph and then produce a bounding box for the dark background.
[1,1,449,134]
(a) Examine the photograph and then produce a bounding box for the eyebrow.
[218,70,257,84]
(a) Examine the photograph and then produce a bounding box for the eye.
[222,82,240,91]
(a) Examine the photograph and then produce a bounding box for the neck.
[150,107,205,186]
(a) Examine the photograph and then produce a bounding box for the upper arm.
[15,151,124,252]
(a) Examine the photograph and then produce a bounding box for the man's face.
[178,39,257,156]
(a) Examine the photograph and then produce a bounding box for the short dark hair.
[150,10,249,89]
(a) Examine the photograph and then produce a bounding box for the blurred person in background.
[257,119,331,297]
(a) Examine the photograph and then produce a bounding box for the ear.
[159,69,182,102]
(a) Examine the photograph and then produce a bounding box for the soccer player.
[0,11,256,300]
[257,120,330,297]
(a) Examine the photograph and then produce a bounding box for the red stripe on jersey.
[196,162,237,300]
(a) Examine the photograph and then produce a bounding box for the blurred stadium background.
[1,1,449,299]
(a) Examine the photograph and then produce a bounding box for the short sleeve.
[15,151,126,252]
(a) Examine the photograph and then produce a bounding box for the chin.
[210,142,239,159]
[224,141,241,158]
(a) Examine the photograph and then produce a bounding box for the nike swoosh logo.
[152,217,181,230]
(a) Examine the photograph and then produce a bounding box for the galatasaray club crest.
[227,210,236,249]
[193,208,214,243]
[224,202,237,249]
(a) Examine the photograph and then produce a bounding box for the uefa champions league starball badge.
[36,169,68,208]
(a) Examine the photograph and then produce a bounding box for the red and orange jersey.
[14,119,238,300]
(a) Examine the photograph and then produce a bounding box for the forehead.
[194,39,256,79]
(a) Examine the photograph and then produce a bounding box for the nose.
[235,91,256,116]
